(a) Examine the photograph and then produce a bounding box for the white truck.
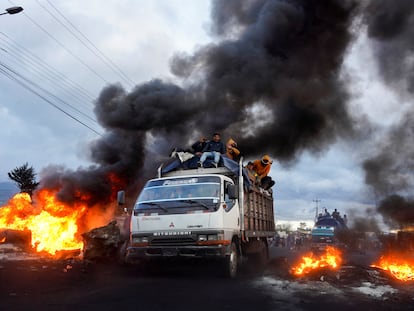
[118,159,275,277]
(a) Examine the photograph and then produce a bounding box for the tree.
[8,162,40,197]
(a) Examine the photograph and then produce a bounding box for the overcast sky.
[0,1,410,228]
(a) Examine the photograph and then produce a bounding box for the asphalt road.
[0,246,413,311]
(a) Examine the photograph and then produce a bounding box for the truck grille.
[150,237,196,246]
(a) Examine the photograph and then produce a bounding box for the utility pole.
[313,199,321,221]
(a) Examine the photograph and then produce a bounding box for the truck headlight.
[198,233,223,242]
[198,234,207,241]
[132,236,149,244]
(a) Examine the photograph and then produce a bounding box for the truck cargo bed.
[243,189,275,237]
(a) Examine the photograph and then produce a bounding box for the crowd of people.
[169,132,275,191]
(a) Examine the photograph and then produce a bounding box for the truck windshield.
[134,176,221,214]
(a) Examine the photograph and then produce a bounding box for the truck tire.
[223,241,238,278]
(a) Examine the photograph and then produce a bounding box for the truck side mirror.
[117,190,125,205]
[227,184,238,200]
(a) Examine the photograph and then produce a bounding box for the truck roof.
[162,166,235,178]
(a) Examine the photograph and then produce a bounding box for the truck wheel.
[223,242,238,278]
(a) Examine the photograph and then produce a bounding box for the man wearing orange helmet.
[252,155,275,190]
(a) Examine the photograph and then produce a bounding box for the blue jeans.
[200,151,220,164]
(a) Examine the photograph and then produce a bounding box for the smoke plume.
[377,195,414,229]
[39,0,405,222]
[170,0,361,161]
[363,0,414,94]
[40,1,363,207]
[360,0,414,227]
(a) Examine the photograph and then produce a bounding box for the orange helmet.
[261,154,272,165]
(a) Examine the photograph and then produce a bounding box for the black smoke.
[170,0,361,161]
[360,1,414,227]
[363,0,414,94]
[40,0,362,210]
[40,0,398,220]
[362,115,414,197]
[377,195,414,229]
[92,0,364,172]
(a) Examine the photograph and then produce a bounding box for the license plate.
[163,249,178,256]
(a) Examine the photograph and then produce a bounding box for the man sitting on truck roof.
[224,138,240,161]
[198,132,226,168]
[191,136,208,157]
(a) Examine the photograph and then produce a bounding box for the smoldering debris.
[81,220,122,261]
[0,229,31,249]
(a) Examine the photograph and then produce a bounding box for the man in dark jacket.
[199,132,226,168]
[191,136,208,156]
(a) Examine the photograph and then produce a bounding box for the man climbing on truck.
[252,155,275,190]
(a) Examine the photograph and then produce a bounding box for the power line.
[3,1,105,135]
[1,52,98,123]
[2,1,131,136]
[0,62,102,136]
[0,32,96,114]
[0,32,95,100]
[19,9,112,85]
[42,0,136,88]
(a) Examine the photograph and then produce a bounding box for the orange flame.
[291,246,342,276]
[0,190,87,256]
[371,255,414,281]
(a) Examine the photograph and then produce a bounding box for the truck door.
[222,180,239,231]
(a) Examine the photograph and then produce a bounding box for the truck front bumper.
[126,244,229,262]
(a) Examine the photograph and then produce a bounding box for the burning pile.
[291,246,342,276]
[0,191,86,256]
[0,185,121,258]
[372,254,414,282]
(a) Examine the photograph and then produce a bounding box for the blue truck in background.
[310,210,348,252]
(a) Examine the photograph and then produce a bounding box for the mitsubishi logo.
[169,222,175,228]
